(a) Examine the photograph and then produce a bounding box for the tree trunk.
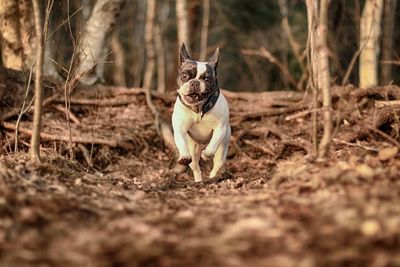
[18,0,59,79]
[18,0,35,68]
[176,0,189,49]
[0,0,23,70]
[306,0,332,158]
[380,0,397,84]
[155,23,166,94]
[143,0,178,164]
[77,0,125,85]
[0,0,59,77]
[131,0,146,88]
[155,0,168,94]
[359,0,384,88]
[278,0,305,74]
[199,0,210,61]
[111,33,126,86]
[143,0,156,90]
[30,0,44,162]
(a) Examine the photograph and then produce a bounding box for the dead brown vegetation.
[1,68,400,266]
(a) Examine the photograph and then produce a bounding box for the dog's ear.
[180,43,191,66]
[207,47,219,71]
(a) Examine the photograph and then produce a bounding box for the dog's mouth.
[183,92,204,104]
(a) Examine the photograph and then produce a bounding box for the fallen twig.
[282,138,314,155]
[285,107,326,121]
[338,106,400,143]
[54,105,81,125]
[333,138,378,152]
[233,105,306,124]
[111,87,175,103]
[54,98,137,106]
[2,122,118,147]
[375,100,400,108]
[243,139,275,156]
[1,94,58,123]
[77,143,93,167]
[352,86,400,101]
[367,127,400,148]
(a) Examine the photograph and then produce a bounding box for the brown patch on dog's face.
[177,61,197,87]
[199,64,218,94]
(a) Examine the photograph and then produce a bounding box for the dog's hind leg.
[187,135,203,182]
[209,144,228,178]
[210,127,230,178]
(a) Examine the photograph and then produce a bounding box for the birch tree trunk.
[143,0,156,90]
[359,0,384,88]
[30,0,44,162]
[380,0,397,84]
[176,0,190,49]
[278,0,305,74]
[155,0,168,94]
[199,0,210,61]
[0,0,23,70]
[306,0,332,158]
[18,0,59,79]
[131,0,146,88]
[18,0,35,69]
[111,33,126,86]
[155,23,166,93]
[0,0,58,77]
[77,0,125,85]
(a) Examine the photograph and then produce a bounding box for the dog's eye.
[181,73,189,81]
[204,77,211,83]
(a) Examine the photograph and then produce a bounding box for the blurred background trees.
[0,0,399,92]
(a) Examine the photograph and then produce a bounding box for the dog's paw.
[177,156,192,166]
[201,150,214,161]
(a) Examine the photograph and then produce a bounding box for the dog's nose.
[189,80,200,90]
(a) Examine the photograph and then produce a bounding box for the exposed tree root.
[77,143,93,167]
[338,106,400,143]
[2,122,118,147]
[332,138,378,152]
[54,105,81,125]
[282,138,313,155]
[243,139,275,156]
[235,125,313,158]
[221,89,305,102]
[1,94,58,122]
[375,100,400,108]
[352,85,400,101]
[53,98,137,106]
[232,104,306,124]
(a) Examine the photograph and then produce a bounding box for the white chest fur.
[173,94,229,141]
[172,91,231,182]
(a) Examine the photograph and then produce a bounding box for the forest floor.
[1,85,400,267]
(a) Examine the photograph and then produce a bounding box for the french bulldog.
[172,44,231,182]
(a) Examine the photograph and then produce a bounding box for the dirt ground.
[1,85,400,267]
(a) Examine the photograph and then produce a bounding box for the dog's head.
[177,43,219,107]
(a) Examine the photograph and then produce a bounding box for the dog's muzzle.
[179,89,220,118]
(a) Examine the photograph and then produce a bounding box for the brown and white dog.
[172,44,231,182]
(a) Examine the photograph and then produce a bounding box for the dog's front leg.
[172,119,192,165]
[201,123,228,161]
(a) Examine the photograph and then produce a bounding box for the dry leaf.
[361,220,380,237]
[378,147,398,161]
[355,164,374,179]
